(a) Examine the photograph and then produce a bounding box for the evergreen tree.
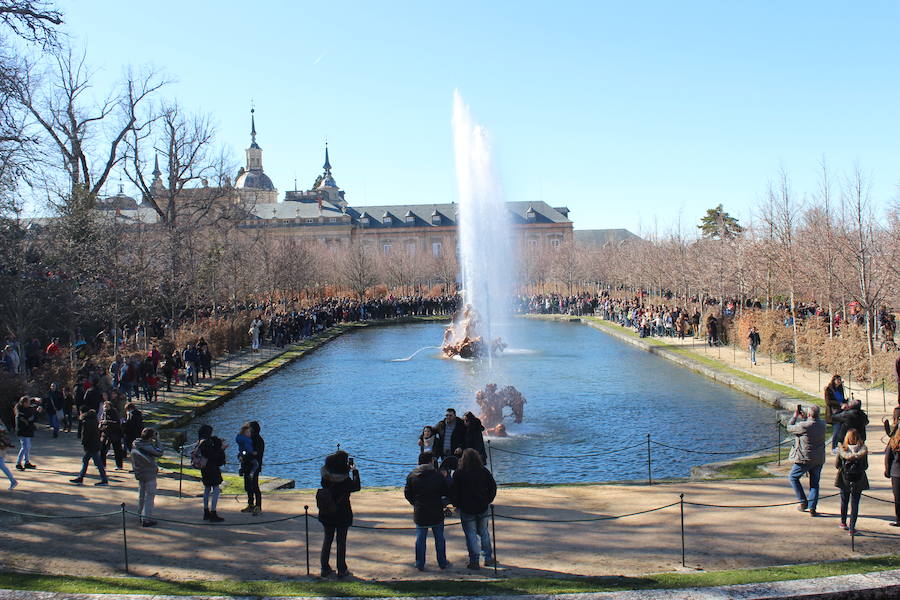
[698,204,744,239]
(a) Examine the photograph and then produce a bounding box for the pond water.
[187,319,776,488]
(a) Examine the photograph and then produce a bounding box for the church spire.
[151,152,164,192]
[323,143,331,171]
[250,107,259,148]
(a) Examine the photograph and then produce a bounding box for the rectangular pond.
[188,318,777,488]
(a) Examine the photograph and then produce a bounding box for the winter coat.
[884,445,900,479]
[434,418,467,458]
[131,438,163,482]
[450,466,497,515]
[824,384,846,425]
[100,417,123,444]
[463,416,486,459]
[15,407,36,438]
[80,414,102,454]
[45,389,64,412]
[122,409,144,443]
[404,464,449,526]
[787,416,826,466]
[831,408,869,441]
[198,437,227,487]
[318,466,361,527]
[835,443,870,491]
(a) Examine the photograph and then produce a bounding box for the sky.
[46,1,900,233]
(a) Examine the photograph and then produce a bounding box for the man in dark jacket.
[70,409,108,486]
[44,383,64,438]
[404,451,450,571]
[831,399,869,443]
[451,448,497,570]
[122,402,143,455]
[434,408,466,458]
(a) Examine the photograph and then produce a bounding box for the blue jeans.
[16,437,31,465]
[831,423,844,450]
[78,450,108,481]
[415,524,448,569]
[460,509,492,563]
[47,411,60,436]
[749,345,758,364]
[789,463,822,511]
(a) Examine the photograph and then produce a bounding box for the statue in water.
[475,383,525,437]
[441,304,507,359]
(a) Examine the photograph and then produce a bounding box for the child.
[418,425,437,455]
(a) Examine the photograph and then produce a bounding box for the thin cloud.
[313,51,328,65]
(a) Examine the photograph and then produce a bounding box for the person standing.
[885,428,900,527]
[831,399,869,444]
[705,314,718,347]
[462,412,486,463]
[404,451,451,571]
[131,427,163,527]
[14,396,40,471]
[317,451,361,578]
[824,375,847,453]
[451,449,496,570]
[235,422,263,515]
[787,404,826,516]
[196,424,227,522]
[748,326,761,366]
[62,387,75,433]
[44,383,64,438]
[835,428,868,534]
[100,406,125,470]
[122,402,144,455]
[434,408,466,459]
[249,318,261,352]
[70,409,109,486]
[0,424,17,490]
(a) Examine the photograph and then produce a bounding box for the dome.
[100,192,139,211]
[235,169,275,191]
[316,174,338,189]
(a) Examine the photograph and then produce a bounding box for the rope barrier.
[650,440,782,456]
[123,509,303,526]
[351,521,461,530]
[861,493,895,504]
[489,441,646,459]
[493,502,679,523]
[684,492,841,509]
[0,506,121,519]
[347,454,419,466]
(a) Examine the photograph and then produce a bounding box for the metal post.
[178,448,184,499]
[490,503,498,575]
[646,433,652,486]
[777,419,781,466]
[792,360,795,383]
[304,505,310,576]
[883,379,887,412]
[487,440,494,473]
[851,528,855,552]
[679,493,685,568]
[120,502,129,573]
[769,352,773,375]
[818,363,821,392]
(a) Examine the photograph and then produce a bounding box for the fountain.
[442,91,515,360]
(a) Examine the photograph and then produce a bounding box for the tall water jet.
[450,91,515,364]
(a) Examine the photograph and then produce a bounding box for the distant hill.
[574,229,641,246]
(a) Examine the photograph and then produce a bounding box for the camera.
[348,457,355,468]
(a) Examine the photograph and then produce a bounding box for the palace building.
[101,109,574,257]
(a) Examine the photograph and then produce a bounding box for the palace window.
[550,237,561,248]
[329,217,338,223]
[382,215,392,225]
[527,238,538,248]
[431,214,442,225]
[359,217,369,226]
[405,215,415,224]
[383,244,392,255]
[432,242,442,257]
[406,242,416,255]
[305,218,315,224]
[526,207,537,222]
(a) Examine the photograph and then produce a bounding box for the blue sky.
[56,1,899,233]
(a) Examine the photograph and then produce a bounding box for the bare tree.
[340,240,378,300]
[16,45,165,200]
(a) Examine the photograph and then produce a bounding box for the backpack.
[842,457,865,484]
[190,441,208,469]
[316,487,337,515]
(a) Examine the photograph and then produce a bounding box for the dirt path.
[1,429,899,582]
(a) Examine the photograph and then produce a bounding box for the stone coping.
[1,567,900,600]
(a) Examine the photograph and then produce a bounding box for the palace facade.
[100,110,574,258]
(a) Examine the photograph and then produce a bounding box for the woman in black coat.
[197,424,227,522]
[318,450,361,578]
[462,412,486,463]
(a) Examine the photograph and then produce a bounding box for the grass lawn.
[3,555,899,597]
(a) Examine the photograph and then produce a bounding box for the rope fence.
[1,487,882,575]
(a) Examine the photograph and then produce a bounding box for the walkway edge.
[1,567,899,599]
[531,315,815,413]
